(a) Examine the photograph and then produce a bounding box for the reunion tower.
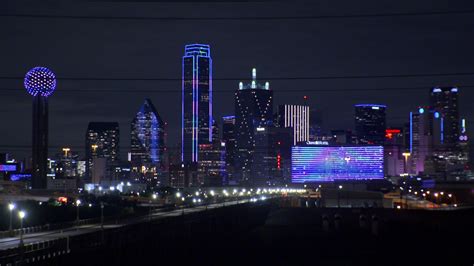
[24,67,57,189]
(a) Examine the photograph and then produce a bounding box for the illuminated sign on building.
[385,129,401,139]
[291,146,384,182]
[305,141,329,145]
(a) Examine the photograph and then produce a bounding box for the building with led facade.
[409,107,439,175]
[354,104,386,145]
[235,68,273,184]
[182,44,212,163]
[278,104,309,145]
[130,99,165,184]
[85,122,120,180]
[291,145,384,183]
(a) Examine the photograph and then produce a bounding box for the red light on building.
[277,154,281,169]
[385,129,401,139]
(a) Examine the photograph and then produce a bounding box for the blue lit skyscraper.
[131,99,165,182]
[182,44,212,163]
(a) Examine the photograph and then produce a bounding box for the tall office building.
[354,104,386,145]
[430,87,459,147]
[278,105,310,145]
[235,68,273,184]
[182,44,212,163]
[130,99,165,183]
[409,107,441,175]
[85,122,120,180]
[222,116,236,184]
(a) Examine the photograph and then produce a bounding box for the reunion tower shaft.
[31,96,48,189]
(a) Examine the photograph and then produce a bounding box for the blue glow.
[24,67,56,97]
[434,112,440,119]
[0,165,16,171]
[440,117,444,144]
[10,174,31,181]
[291,146,384,182]
[409,112,413,153]
[451,87,458,93]
[209,56,213,143]
[419,107,424,114]
[432,88,442,93]
[354,104,386,108]
[222,115,235,119]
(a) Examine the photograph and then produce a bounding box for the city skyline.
[1,1,473,163]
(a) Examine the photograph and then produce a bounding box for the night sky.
[1,0,474,161]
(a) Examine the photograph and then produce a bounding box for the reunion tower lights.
[24,67,57,189]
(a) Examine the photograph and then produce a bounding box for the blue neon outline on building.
[409,111,413,153]
[354,104,387,108]
[291,146,384,183]
[181,44,212,162]
[440,117,444,144]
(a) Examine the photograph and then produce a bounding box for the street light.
[76,199,81,225]
[8,203,15,233]
[18,211,26,247]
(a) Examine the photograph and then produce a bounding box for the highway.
[0,199,249,251]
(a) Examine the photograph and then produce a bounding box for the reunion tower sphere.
[24,67,57,97]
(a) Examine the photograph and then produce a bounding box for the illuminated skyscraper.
[85,122,120,180]
[182,44,212,163]
[430,87,459,147]
[408,107,440,174]
[235,68,273,184]
[24,67,57,189]
[130,99,165,182]
[354,104,386,145]
[278,104,310,145]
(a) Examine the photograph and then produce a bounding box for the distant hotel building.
[182,44,212,163]
[278,104,309,145]
[130,99,165,184]
[85,122,120,181]
[354,104,386,145]
[235,68,273,184]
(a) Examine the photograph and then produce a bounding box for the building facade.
[235,68,273,184]
[354,104,387,145]
[130,99,166,184]
[222,116,236,184]
[85,122,120,181]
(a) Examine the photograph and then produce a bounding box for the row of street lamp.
[7,203,26,246]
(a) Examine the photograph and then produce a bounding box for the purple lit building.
[291,145,384,183]
[182,44,212,163]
